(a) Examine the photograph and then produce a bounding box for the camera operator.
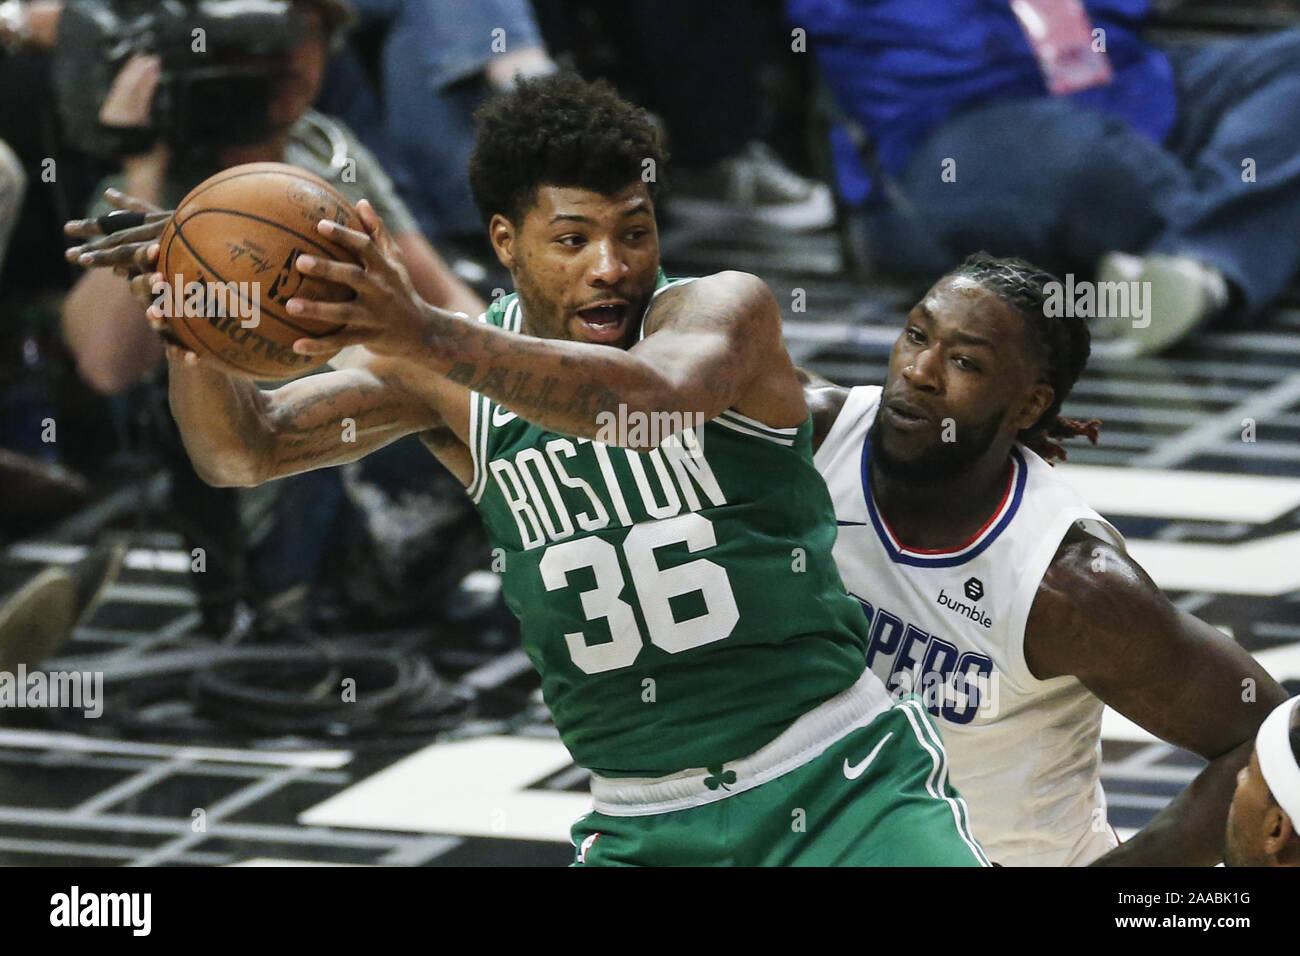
[58,0,486,636]
[61,0,483,393]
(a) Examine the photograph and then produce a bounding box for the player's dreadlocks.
[468,72,669,227]
[949,252,1101,464]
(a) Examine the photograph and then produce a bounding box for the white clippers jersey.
[814,386,1122,866]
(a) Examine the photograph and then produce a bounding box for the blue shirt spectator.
[790,0,1177,204]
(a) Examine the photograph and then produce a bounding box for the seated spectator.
[534,0,835,234]
[790,0,1300,352]
[0,128,123,660]
[320,0,558,245]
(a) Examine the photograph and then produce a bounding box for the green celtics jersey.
[466,276,868,776]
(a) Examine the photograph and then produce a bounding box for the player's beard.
[868,404,1005,484]
[1222,803,1262,867]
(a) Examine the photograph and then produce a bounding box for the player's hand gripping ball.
[154,162,363,380]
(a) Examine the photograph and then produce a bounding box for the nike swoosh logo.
[843,731,893,780]
[493,406,517,426]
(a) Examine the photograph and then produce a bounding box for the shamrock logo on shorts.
[704,765,737,791]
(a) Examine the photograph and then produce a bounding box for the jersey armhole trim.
[467,302,514,503]
[652,277,698,299]
[468,391,490,503]
[814,385,878,472]
[720,408,798,435]
[638,277,699,343]
[713,413,797,446]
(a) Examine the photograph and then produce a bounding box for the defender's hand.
[286,200,445,358]
[65,188,171,275]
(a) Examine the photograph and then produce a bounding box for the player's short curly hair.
[468,72,668,228]
[948,252,1099,463]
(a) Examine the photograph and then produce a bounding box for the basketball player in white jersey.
[1225,696,1300,867]
[805,252,1287,866]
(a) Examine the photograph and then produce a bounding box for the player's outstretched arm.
[287,204,806,444]
[1024,523,1288,866]
[166,352,448,488]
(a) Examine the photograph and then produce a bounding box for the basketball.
[156,162,362,380]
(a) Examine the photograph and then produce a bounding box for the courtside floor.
[2,234,1298,866]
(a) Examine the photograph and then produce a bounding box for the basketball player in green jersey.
[68,74,988,866]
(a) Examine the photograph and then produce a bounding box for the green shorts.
[571,691,990,867]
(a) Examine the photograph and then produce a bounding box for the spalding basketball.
[157,162,362,380]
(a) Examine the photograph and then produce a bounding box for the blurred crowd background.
[2,0,1300,742]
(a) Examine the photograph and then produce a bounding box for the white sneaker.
[0,567,76,672]
[1094,252,1229,355]
[668,141,836,233]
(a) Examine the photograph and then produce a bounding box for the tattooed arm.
[288,206,809,445]
[428,271,805,441]
[167,350,456,487]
